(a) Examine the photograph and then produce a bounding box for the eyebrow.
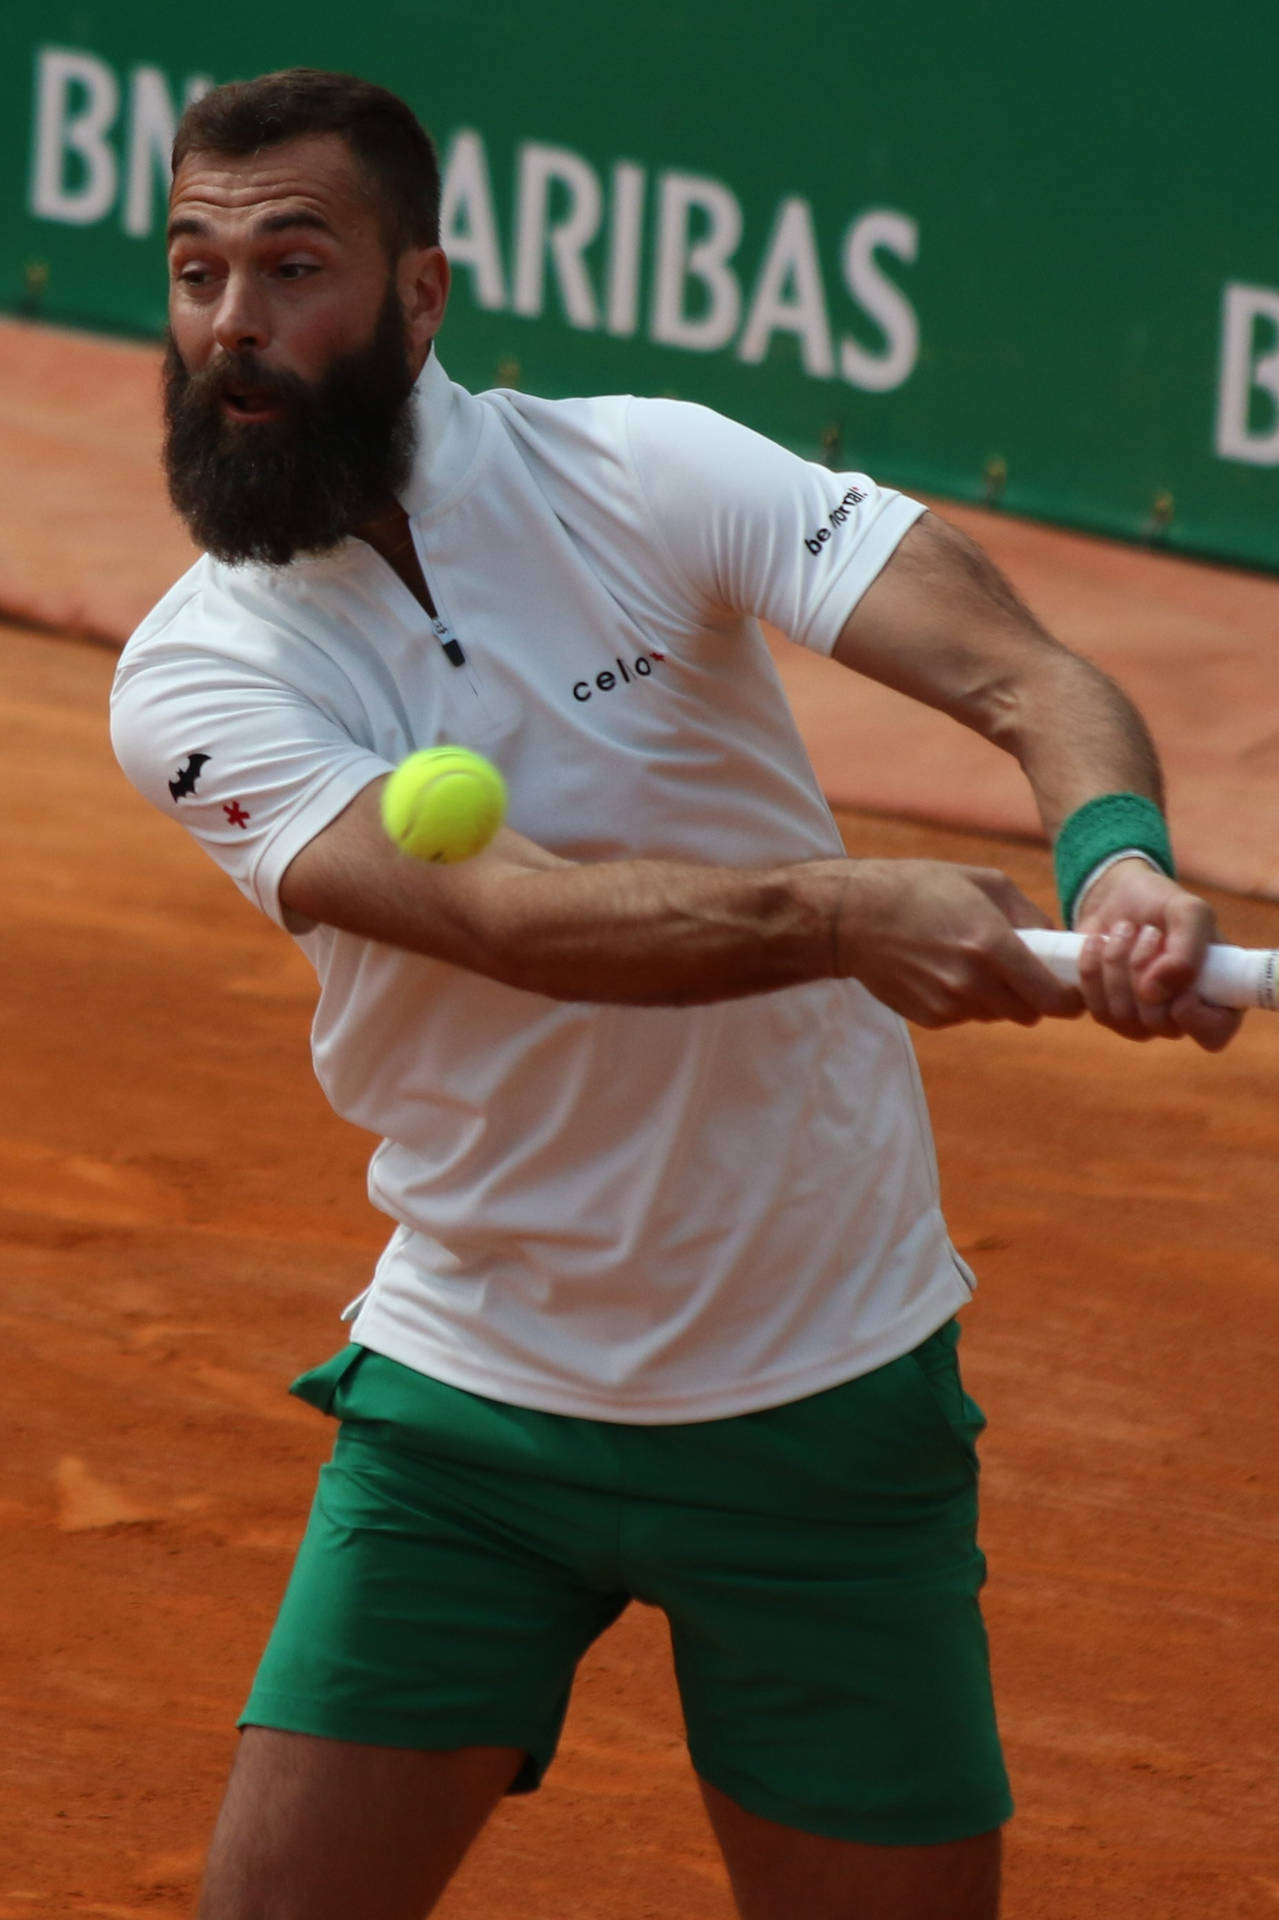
[166,209,338,246]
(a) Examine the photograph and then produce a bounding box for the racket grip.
[1016,928,1279,1011]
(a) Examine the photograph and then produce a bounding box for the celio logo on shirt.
[572,652,666,702]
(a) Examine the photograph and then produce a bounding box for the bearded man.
[111,67,1237,1920]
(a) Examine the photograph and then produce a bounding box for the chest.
[303,446,828,864]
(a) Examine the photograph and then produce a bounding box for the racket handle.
[1017,928,1279,1011]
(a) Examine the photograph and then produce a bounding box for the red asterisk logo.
[224,802,250,829]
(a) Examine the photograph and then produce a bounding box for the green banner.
[4,1,1279,572]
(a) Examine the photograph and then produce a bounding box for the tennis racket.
[1017,929,1278,1011]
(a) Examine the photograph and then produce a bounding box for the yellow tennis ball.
[380,747,507,864]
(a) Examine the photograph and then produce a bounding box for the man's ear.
[399,246,450,372]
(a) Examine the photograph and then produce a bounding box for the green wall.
[4,1,1279,570]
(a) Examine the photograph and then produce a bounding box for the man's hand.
[833,860,1084,1029]
[1072,858,1242,1052]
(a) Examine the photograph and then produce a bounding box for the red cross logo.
[224,801,251,829]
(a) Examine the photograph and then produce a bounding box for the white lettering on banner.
[123,67,211,238]
[839,210,919,392]
[606,161,646,337]
[440,129,507,309]
[738,197,835,378]
[1214,283,1279,465]
[31,48,119,224]
[651,172,744,352]
[31,46,211,236]
[513,142,603,329]
[26,49,922,395]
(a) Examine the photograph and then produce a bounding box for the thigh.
[243,1419,628,1790]
[699,1779,1001,1920]
[640,1323,1012,1850]
[197,1727,523,1920]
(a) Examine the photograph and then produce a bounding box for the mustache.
[179,351,309,416]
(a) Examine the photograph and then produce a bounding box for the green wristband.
[1053,793,1175,926]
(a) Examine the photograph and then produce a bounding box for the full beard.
[162,283,418,568]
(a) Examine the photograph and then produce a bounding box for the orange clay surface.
[2,621,1278,1918]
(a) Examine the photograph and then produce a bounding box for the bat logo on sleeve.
[168,752,211,802]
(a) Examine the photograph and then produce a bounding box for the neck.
[357,500,435,617]
[357,499,414,558]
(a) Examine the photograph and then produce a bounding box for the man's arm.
[281,505,1237,1046]
[279,786,1078,1027]
[832,510,1239,1050]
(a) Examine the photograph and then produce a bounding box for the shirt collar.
[395,348,486,521]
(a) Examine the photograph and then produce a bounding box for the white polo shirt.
[110,352,975,1422]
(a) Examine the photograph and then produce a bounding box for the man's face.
[163,133,446,565]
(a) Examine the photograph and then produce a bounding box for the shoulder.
[116,552,279,667]
[480,385,756,470]
[113,547,363,695]
[478,384,637,476]
[116,558,214,665]
[476,386,795,554]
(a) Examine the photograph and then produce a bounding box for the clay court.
[3,315,1279,1916]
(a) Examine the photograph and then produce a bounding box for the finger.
[995,934,1085,1021]
[1166,991,1243,1054]
[911,934,1077,1029]
[1135,996,1181,1038]
[1130,925,1180,1032]
[1097,920,1142,1024]
[906,967,1035,1029]
[938,981,1043,1029]
[902,977,1022,1030]
[1075,927,1147,1037]
[1139,894,1215,999]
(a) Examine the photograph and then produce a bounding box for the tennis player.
[109,69,1240,1920]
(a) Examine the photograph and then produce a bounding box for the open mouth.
[221,388,287,423]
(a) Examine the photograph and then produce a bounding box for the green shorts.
[242,1321,1012,1848]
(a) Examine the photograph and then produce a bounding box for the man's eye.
[176,265,213,286]
[276,261,320,280]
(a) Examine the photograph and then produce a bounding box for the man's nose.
[211,272,271,355]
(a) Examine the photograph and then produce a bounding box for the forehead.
[168,133,380,241]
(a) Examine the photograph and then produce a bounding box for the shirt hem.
[346,1270,975,1425]
[251,759,389,929]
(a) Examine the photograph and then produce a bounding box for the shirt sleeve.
[110,638,390,933]
[623,397,926,655]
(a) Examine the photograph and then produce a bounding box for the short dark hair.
[172,69,440,253]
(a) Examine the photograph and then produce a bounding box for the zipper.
[408,538,496,710]
[412,566,468,671]
[401,525,513,731]
[425,590,487,706]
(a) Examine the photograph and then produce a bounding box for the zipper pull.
[430,615,467,669]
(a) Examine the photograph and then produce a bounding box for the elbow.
[977,675,1033,757]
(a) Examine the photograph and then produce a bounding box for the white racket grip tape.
[1017,929,1279,1011]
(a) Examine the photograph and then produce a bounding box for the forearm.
[835,511,1167,838]
[282,798,844,1005]
[906,520,1167,832]
[985,640,1165,838]
[447,853,844,1004]
[282,787,1085,1024]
